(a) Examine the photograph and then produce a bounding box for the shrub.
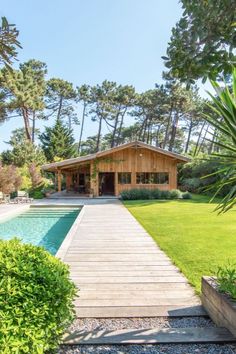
[170,189,182,199]
[120,188,151,200]
[0,239,77,353]
[180,177,201,193]
[30,189,44,199]
[160,190,171,199]
[182,191,192,199]
[152,188,161,199]
[217,263,236,300]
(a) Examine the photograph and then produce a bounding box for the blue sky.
[0,0,210,151]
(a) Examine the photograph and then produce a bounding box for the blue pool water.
[0,207,80,255]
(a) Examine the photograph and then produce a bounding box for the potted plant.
[201,263,236,337]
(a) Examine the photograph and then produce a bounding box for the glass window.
[136,172,169,184]
[118,172,131,184]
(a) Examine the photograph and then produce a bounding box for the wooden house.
[42,141,189,197]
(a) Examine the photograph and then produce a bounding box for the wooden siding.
[93,147,178,196]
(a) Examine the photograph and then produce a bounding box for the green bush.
[169,189,182,199]
[29,190,44,199]
[160,190,171,199]
[182,191,192,199]
[152,188,161,199]
[0,239,77,354]
[120,188,182,200]
[217,263,236,300]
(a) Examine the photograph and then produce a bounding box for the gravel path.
[59,343,236,354]
[68,317,215,332]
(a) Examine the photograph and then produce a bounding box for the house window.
[118,172,131,184]
[136,172,169,184]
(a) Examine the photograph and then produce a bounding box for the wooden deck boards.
[62,201,206,318]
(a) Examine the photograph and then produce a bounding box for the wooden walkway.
[61,200,206,318]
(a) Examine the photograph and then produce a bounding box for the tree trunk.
[22,107,32,141]
[185,117,193,153]
[116,108,127,145]
[168,110,179,152]
[32,111,36,143]
[197,124,210,154]
[78,102,87,154]
[208,127,217,154]
[96,116,102,152]
[155,125,161,146]
[57,96,63,121]
[163,103,173,149]
[111,107,121,148]
[193,121,206,156]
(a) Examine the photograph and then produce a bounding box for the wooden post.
[90,161,98,197]
[114,172,118,196]
[57,169,62,192]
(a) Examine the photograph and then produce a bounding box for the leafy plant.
[169,189,182,199]
[204,69,236,213]
[182,191,192,199]
[217,263,236,300]
[0,239,77,353]
[120,188,182,200]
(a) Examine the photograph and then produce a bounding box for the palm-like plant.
[204,68,236,213]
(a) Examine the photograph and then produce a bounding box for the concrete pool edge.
[0,203,83,257]
[55,205,85,260]
[0,204,30,223]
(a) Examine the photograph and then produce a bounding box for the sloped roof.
[42,141,190,171]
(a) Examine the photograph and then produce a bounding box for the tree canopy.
[39,119,77,162]
[162,0,236,84]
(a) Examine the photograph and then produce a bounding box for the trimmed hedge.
[120,188,190,200]
[0,239,77,353]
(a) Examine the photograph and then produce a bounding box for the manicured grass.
[124,195,236,293]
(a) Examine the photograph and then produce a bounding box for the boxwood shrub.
[120,188,185,200]
[0,239,77,353]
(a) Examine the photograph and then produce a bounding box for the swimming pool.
[0,207,81,255]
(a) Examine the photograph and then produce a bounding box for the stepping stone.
[64,327,236,345]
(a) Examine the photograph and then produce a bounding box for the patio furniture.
[14,191,33,203]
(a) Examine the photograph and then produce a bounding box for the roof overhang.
[42,141,190,172]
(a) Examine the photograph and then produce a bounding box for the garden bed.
[201,276,236,337]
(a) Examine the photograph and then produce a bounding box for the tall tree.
[77,84,91,154]
[1,128,46,167]
[0,59,47,141]
[162,0,236,84]
[89,81,117,152]
[0,17,21,68]
[39,119,77,161]
[44,78,77,129]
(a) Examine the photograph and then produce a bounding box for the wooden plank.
[75,305,207,318]
[73,283,191,291]
[74,298,201,307]
[67,265,176,271]
[70,270,180,276]
[64,327,235,345]
[64,254,170,262]
[71,276,187,283]
[78,290,196,299]
[66,250,164,254]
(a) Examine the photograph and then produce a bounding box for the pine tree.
[39,119,77,162]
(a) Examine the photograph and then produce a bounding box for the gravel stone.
[68,317,216,332]
[59,343,236,354]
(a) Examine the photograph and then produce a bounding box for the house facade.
[42,141,189,197]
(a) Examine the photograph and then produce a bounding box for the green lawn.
[124,195,236,293]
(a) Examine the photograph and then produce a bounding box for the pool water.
[0,207,80,255]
